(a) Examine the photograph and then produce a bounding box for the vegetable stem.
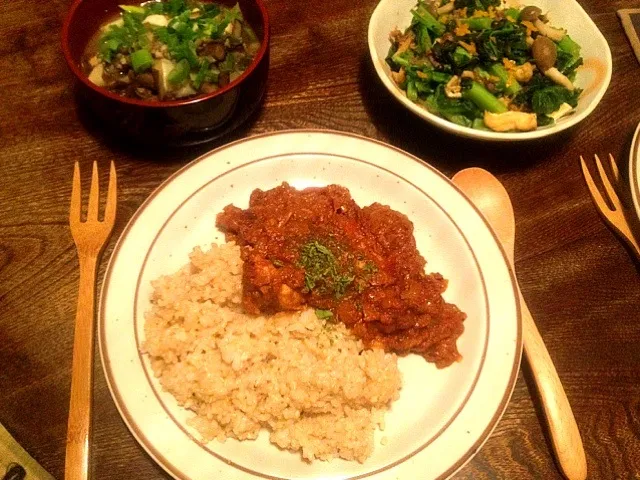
[407,80,418,101]
[462,81,508,113]
[489,64,521,95]
[504,7,520,21]
[411,5,446,36]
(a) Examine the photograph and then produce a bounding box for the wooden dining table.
[1,0,639,478]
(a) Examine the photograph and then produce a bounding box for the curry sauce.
[216,183,466,368]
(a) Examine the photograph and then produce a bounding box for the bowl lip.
[367,0,612,141]
[61,0,270,109]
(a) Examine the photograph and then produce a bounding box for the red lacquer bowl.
[62,0,270,146]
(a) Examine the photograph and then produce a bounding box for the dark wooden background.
[1,0,639,478]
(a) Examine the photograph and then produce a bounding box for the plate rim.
[629,122,640,220]
[98,128,523,480]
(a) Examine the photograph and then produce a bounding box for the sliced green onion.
[168,59,191,84]
[193,60,210,89]
[130,49,153,72]
[119,5,146,15]
[105,38,121,52]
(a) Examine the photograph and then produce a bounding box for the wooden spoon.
[452,167,587,480]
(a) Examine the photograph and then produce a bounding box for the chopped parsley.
[298,240,354,299]
[315,309,334,320]
[363,261,378,273]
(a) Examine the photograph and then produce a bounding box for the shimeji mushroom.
[521,5,566,41]
[531,29,575,91]
[544,67,575,91]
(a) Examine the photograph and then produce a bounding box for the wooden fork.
[580,154,640,261]
[66,161,117,480]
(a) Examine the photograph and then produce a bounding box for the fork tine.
[608,153,620,185]
[103,161,117,226]
[87,161,100,221]
[594,154,620,211]
[580,156,612,215]
[70,162,81,223]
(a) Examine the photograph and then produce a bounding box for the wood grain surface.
[1,0,639,478]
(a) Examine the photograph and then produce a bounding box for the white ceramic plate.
[99,130,522,480]
[368,0,612,141]
[630,122,640,220]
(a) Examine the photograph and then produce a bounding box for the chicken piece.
[277,284,305,310]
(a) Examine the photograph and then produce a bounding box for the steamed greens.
[83,0,260,101]
[386,1,583,132]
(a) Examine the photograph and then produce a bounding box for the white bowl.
[368,0,612,141]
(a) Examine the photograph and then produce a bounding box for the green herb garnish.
[299,240,354,299]
[363,261,378,273]
[315,309,334,320]
[130,48,153,72]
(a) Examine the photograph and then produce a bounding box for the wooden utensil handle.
[521,297,587,480]
[65,256,98,480]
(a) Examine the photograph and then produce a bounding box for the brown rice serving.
[142,242,402,462]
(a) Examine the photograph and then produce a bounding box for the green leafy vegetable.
[531,85,580,115]
[557,35,581,59]
[411,2,445,36]
[385,0,582,131]
[452,46,473,68]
